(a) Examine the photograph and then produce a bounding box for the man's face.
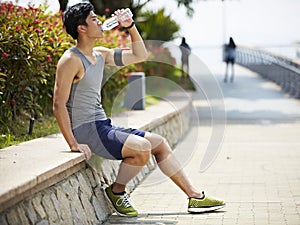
[83,11,103,38]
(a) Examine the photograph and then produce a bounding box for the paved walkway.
[104,49,300,225]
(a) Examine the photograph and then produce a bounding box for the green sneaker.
[188,192,225,213]
[104,185,138,217]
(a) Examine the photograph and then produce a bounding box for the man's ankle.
[112,183,126,194]
[189,191,204,199]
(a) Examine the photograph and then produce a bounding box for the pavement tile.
[104,64,300,225]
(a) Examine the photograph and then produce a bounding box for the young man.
[53,2,225,217]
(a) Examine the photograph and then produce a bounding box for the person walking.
[224,37,237,83]
[53,2,225,217]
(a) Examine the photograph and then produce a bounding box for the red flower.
[10,99,15,106]
[34,19,41,24]
[34,28,43,34]
[150,69,155,76]
[46,55,52,63]
[29,6,38,11]
[7,4,13,12]
[105,8,110,13]
[16,25,22,31]
[2,52,9,57]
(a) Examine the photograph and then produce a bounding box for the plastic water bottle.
[101,8,133,31]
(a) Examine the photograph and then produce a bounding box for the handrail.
[235,46,300,98]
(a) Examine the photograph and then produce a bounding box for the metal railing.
[235,46,300,99]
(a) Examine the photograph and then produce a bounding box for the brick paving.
[104,123,300,225]
[104,61,300,225]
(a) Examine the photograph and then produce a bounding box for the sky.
[6,0,300,56]
[145,0,300,47]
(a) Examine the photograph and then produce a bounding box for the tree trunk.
[58,0,68,11]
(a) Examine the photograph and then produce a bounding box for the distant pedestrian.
[224,37,236,83]
[180,37,191,80]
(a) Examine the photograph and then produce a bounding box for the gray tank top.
[66,47,107,129]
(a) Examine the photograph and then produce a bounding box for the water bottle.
[101,8,133,31]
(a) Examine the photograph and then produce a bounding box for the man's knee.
[123,136,151,166]
[136,137,152,152]
[124,134,151,151]
[135,150,151,165]
[146,133,166,149]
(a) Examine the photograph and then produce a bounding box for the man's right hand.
[71,144,92,160]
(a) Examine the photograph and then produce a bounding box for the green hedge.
[0,3,134,132]
[0,3,73,122]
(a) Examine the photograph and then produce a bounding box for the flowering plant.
[0,2,135,127]
[0,2,74,122]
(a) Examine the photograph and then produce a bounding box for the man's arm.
[53,52,92,160]
[121,24,148,65]
[96,9,148,66]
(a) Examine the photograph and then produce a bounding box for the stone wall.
[0,100,192,225]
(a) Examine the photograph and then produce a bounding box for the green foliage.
[135,43,195,92]
[0,2,189,148]
[0,2,134,143]
[138,8,180,41]
[177,0,194,17]
[0,2,74,123]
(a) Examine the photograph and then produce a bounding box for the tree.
[138,9,180,41]
[58,0,196,16]
[57,1,180,43]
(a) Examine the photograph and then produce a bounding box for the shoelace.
[116,194,131,208]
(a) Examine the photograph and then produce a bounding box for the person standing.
[53,2,225,217]
[180,37,191,80]
[224,37,237,83]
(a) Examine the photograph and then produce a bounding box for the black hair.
[229,37,236,48]
[181,37,186,44]
[63,2,94,39]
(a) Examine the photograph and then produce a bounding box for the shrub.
[138,8,180,41]
[0,2,133,135]
[0,2,74,124]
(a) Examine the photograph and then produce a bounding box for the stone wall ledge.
[0,91,193,224]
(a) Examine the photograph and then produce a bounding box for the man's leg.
[105,134,151,217]
[144,132,202,198]
[144,132,225,213]
[113,134,151,193]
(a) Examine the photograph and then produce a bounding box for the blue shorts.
[72,118,145,160]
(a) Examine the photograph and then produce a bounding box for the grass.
[0,115,60,149]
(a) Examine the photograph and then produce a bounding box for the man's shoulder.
[94,46,112,56]
[58,49,81,65]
